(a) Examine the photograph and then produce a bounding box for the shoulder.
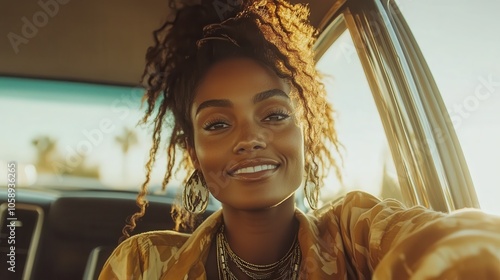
[311,191,436,234]
[133,229,191,250]
[99,230,191,279]
[328,191,381,209]
[116,230,190,261]
[297,191,387,236]
[313,191,403,221]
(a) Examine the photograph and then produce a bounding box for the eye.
[203,119,230,131]
[263,110,291,122]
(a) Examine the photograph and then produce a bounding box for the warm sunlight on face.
[190,58,304,210]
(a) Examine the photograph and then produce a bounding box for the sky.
[398,0,500,214]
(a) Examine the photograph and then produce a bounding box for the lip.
[227,158,280,181]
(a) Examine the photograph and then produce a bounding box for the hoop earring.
[183,170,209,214]
[304,166,318,210]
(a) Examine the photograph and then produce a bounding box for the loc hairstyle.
[120,0,341,242]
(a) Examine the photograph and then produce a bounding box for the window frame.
[314,0,479,212]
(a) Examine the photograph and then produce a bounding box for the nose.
[232,122,267,154]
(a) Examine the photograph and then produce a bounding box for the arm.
[333,191,500,279]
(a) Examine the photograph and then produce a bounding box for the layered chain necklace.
[216,225,301,280]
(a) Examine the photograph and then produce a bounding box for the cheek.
[275,123,305,168]
[272,123,305,194]
[192,132,230,190]
[194,131,228,172]
[193,132,220,168]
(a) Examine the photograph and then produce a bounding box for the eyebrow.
[195,89,289,115]
[253,89,289,103]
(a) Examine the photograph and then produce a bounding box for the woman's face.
[189,57,304,210]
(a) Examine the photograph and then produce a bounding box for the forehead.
[194,58,289,102]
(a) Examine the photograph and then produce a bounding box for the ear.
[186,142,201,170]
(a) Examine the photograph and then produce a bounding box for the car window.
[316,19,403,203]
[0,77,184,191]
[398,0,500,215]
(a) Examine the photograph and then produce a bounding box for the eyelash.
[202,109,291,131]
[203,118,229,131]
[263,109,291,122]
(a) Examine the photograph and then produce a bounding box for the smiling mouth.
[232,164,278,175]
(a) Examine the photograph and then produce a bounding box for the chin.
[222,193,296,211]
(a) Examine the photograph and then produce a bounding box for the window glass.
[398,0,500,215]
[0,77,182,191]
[316,26,403,203]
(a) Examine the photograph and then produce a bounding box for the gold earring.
[304,166,318,210]
[183,170,209,214]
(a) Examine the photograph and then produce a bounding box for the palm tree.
[32,135,58,174]
[115,127,138,183]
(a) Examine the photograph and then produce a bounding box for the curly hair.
[120,0,341,241]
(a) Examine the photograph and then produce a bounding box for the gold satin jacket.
[99,191,500,279]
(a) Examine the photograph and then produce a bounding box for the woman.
[99,0,500,279]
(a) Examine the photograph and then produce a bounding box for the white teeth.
[233,165,276,175]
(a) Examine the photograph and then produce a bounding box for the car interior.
[0,1,341,279]
[1,0,499,279]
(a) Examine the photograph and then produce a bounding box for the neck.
[220,195,298,265]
